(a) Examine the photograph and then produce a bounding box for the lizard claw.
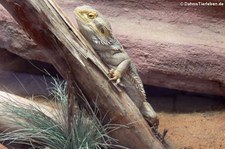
[116,78,121,84]
[109,77,121,85]
[108,69,121,85]
[108,69,115,77]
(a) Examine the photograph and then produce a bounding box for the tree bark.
[0,0,170,148]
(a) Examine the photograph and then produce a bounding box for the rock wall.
[1,0,225,96]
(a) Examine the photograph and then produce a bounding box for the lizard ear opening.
[100,27,105,34]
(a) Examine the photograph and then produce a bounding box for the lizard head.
[74,5,115,47]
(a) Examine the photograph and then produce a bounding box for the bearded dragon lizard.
[74,5,159,127]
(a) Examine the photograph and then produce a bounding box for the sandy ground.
[159,111,225,149]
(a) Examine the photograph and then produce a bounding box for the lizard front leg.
[108,59,130,84]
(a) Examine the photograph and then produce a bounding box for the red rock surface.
[0,6,47,63]
[59,0,225,96]
[1,0,225,96]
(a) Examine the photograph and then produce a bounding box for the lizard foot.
[108,69,122,84]
[144,116,159,128]
[140,102,159,128]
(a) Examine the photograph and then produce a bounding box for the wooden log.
[0,0,170,148]
[0,91,56,131]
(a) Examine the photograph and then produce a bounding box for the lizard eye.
[87,12,97,19]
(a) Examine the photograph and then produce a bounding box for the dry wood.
[0,0,170,148]
[0,91,57,131]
